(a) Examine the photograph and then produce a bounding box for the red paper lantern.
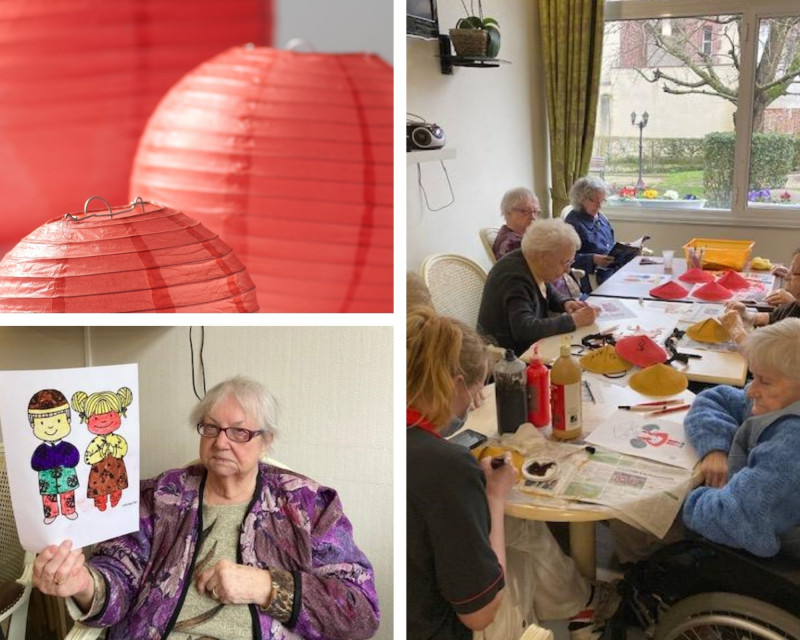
[0,0,271,255]
[0,198,258,313]
[130,45,393,313]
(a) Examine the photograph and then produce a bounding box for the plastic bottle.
[526,346,551,429]
[550,337,583,440]
[494,349,528,434]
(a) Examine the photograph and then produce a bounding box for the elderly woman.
[491,188,541,260]
[722,247,800,344]
[683,318,800,557]
[562,177,621,291]
[33,376,380,639]
[478,218,599,356]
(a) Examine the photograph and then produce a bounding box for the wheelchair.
[609,537,800,640]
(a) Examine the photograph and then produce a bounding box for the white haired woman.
[32,376,380,639]
[562,176,620,291]
[478,218,599,356]
[683,318,800,557]
[492,188,541,260]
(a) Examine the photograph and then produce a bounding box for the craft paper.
[649,280,689,300]
[618,273,672,286]
[586,409,699,470]
[679,268,714,284]
[579,345,633,375]
[686,318,731,344]
[692,281,733,301]
[615,335,668,368]
[589,298,637,321]
[715,270,750,290]
[0,364,139,552]
[629,363,689,397]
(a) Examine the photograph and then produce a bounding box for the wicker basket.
[449,28,488,57]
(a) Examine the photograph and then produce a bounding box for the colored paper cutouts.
[615,335,668,368]
[579,345,634,375]
[0,364,139,552]
[649,280,689,300]
[693,281,733,301]
[686,318,731,344]
[716,270,750,290]
[629,363,689,397]
[679,268,714,284]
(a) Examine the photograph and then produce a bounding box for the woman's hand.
[569,304,599,328]
[480,454,518,504]
[33,540,94,610]
[723,301,747,318]
[765,288,795,306]
[593,254,614,268]
[196,559,272,606]
[700,451,728,488]
[772,264,789,278]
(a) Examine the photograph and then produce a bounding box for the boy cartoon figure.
[72,388,132,512]
[28,389,80,524]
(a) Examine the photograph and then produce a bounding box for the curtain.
[538,0,605,215]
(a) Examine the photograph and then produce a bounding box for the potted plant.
[450,0,501,58]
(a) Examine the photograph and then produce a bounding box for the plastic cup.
[662,250,675,271]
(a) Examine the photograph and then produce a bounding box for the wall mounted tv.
[407,0,439,39]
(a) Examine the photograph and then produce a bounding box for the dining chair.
[479,227,499,264]
[0,444,34,640]
[420,253,487,329]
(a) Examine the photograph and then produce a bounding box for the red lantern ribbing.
[0,198,258,313]
[130,45,393,313]
[0,0,271,256]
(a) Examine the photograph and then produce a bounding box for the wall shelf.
[407,148,456,164]
[438,34,510,75]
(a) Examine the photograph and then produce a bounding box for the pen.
[490,455,508,469]
[583,380,596,404]
[618,399,683,410]
[646,403,692,417]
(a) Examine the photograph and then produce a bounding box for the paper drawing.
[28,389,80,524]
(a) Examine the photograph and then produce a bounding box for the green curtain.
[538,0,605,215]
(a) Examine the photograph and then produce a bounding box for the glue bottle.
[494,349,528,434]
[550,337,582,440]
[526,345,551,429]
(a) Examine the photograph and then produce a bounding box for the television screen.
[407,0,439,39]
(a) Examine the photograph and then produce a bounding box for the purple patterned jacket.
[84,463,380,639]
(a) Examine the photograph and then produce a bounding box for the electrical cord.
[189,326,207,401]
[417,161,455,211]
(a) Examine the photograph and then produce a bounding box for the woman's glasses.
[196,422,263,443]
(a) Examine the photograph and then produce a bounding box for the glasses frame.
[196,422,264,443]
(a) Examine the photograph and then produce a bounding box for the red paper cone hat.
[693,281,733,301]
[0,198,258,313]
[716,270,750,290]
[130,45,393,313]
[615,335,668,368]
[679,268,714,284]
[649,280,689,300]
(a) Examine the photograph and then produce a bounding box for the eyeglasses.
[513,207,541,217]
[196,422,264,443]
[560,257,575,268]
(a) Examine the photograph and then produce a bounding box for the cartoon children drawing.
[72,388,132,512]
[28,389,80,524]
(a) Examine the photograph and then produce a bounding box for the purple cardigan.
[85,463,380,639]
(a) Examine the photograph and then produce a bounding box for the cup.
[662,250,675,272]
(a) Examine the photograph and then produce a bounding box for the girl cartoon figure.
[28,389,80,524]
[72,387,132,512]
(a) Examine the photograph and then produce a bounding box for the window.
[599,1,800,227]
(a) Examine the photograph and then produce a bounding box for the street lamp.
[631,111,649,190]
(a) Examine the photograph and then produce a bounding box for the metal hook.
[64,196,151,222]
[284,38,317,52]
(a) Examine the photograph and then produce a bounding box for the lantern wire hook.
[284,38,317,52]
[65,196,149,222]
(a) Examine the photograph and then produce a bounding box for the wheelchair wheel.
[655,593,800,640]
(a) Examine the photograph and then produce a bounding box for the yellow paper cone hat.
[579,345,633,375]
[686,318,731,344]
[629,363,688,396]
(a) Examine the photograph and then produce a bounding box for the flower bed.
[608,187,705,210]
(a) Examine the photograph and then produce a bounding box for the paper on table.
[586,409,699,470]
[0,364,140,552]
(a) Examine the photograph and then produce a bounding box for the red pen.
[646,403,692,417]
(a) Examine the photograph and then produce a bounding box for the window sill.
[604,202,800,229]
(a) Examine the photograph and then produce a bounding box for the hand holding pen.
[483,453,519,500]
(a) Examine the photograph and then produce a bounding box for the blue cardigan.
[683,385,800,557]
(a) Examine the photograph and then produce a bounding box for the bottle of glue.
[550,336,583,440]
[526,345,551,429]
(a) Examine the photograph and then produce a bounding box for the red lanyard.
[406,408,442,439]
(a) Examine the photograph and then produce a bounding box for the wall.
[0,325,393,639]
[407,0,548,272]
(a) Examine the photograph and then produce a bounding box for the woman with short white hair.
[491,187,541,260]
[478,218,599,355]
[563,176,619,291]
[683,317,800,557]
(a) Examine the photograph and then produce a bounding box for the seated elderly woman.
[491,187,542,260]
[683,318,800,557]
[562,176,622,291]
[478,218,599,356]
[722,247,800,344]
[32,376,380,639]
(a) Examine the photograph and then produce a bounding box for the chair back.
[420,254,487,329]
[479,228,499,264]
[0,444,25,584]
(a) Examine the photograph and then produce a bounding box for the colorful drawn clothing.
[563,208,617,290]
[31,441,80,495]
[87,456,129,498]
[683,385,800,557]
[491,224,524,261]
[80,463,379,640]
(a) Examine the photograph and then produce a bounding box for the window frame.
[602,0,800,230]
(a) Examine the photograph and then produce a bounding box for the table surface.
[526,296,748,387]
